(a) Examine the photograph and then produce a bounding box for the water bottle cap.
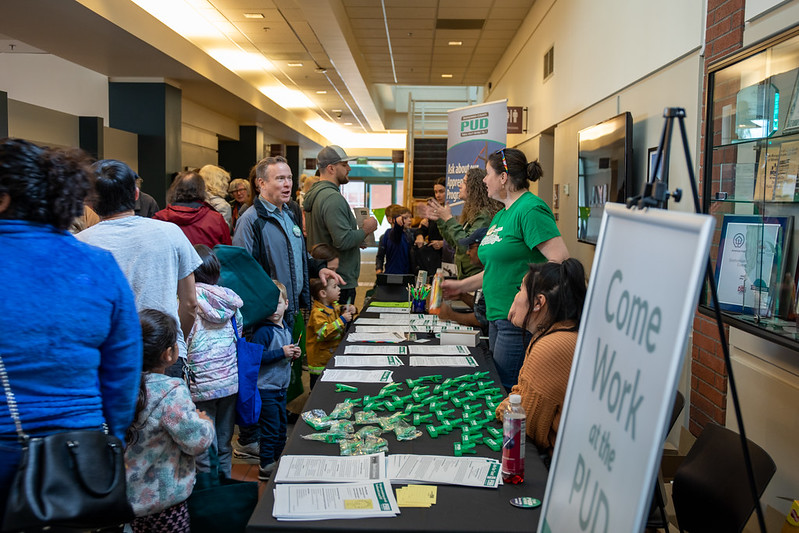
[509,394,521,404]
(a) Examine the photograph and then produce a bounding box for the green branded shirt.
[478,191,560,321]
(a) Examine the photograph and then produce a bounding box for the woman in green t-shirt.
[426,168,503,279]
[442,148,570,390]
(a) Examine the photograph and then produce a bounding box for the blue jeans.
[195,394,237,477]
[258,389,287,468]
[489,319,531,391]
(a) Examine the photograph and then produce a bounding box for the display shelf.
[702,28,799,348]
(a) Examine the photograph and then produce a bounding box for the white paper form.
[335,356,404,367]
[387,455,501,489]
[320,369,394,383]
[409,356,478,367]
[408,345,471,355]
[347,332,406,343]
[357,314,427,324]
[344,345,407,355]
[272,480,400,520]
[368,306,410,314]
[354,325,410,333]
[274,453,386,483]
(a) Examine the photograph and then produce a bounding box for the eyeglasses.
[230,189,247,194]
[495,149,508,174]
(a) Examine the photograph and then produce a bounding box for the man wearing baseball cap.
[304,145,378,304]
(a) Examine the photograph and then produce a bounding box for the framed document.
[784,72,799,133]
[714,214,793,315]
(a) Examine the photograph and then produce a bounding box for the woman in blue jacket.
[0,138,142,521]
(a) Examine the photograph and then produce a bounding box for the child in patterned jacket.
[125,309,215,533]
[186,244,243,477]
[306,277,356,389]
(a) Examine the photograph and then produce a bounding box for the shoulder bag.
[231,315,262,427]
[0,356,134,532]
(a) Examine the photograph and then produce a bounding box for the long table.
[247,304,547,532]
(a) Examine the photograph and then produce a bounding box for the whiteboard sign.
[539,203,714,533]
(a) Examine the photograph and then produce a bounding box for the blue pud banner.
[446,100,508,216]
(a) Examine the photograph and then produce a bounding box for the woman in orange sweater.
[495,258,587,458]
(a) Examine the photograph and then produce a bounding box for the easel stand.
[627,107,768,533]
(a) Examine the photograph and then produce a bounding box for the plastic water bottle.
[501,394,526,484]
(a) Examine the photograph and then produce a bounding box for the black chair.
[671,423,776,533]
[646,390,685,530]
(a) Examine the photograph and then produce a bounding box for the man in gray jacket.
[304,145,377,304]
[233,156,309,327]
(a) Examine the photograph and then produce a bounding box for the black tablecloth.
[247,306,547,532]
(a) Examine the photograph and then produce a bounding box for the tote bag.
[232,316,262,427]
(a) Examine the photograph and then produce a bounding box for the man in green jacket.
[304,145,378,304]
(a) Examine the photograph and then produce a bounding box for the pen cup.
[411,298,427,314]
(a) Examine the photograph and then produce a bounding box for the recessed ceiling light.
[331,109,342,113]
[243,13,264,19]
[287,62,303,67]
[448,41,463,46]
[441,74,453,78]
[316,90,327,94]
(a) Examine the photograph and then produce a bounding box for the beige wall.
[7,99,78,148]
[0,53,109,121]
[104,127,138,173]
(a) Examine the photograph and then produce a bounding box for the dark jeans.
[488,319,531,390]
[258,389,287,467]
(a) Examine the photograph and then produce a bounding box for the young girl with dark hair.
[495,259,587,459]
[125,309,214,533]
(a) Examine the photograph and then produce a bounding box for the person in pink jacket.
[185,244,244,477]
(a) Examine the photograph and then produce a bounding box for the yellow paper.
[395,485,437,507]
[344,499,373,509]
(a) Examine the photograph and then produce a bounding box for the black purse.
[0,356,134,532]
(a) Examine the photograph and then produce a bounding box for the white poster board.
[539,203,715,533]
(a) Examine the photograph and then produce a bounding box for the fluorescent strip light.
[380,0,398,84]
[243,13,264,19]
[441,74,453,78]
[287,62,303,67]
[316,90,327,94]
[448,41,463,46]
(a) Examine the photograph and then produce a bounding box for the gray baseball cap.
[317,145,358,168]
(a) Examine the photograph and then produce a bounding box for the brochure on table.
[539,203,715,533]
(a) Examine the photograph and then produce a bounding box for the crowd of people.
[0,135,587,530]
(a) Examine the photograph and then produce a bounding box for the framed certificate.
[714,214,793,315]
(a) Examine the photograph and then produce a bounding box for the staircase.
[412,138,447,199]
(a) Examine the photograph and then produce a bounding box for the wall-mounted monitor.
[577,112,633,245]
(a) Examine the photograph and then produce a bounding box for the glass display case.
[703,27,799,349]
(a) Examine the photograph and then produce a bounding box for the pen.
[294,332,303,346]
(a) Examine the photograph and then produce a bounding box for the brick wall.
[690,0,745,436]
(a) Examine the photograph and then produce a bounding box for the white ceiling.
[0,0,534,145]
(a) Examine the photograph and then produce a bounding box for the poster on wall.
[446,100,508,216]
[539,204,715,533]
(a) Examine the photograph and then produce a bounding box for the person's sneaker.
[258,462,277,481]
[232,439,259,462]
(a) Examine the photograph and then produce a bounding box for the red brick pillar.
[691,0,745,436]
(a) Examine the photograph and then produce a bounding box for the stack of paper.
[354,325,409,334]
[409,356,478,367]
[272,480,400,521]
[344,345,407,355]
[387,455,501,489]
[395,485,437,508]
[335,355,404,367]
[347,332,406,343]
[274,453,386,483]
[408,345,471,355]
[320,369,394,383]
